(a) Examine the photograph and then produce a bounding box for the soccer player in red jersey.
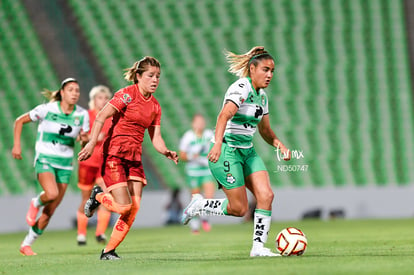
[76,85,112,246]
[78,57,179,260]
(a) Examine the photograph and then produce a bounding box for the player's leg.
[76,164,98,245]
[95,176,111,244]
[20,180,68,255]
[104,179,143,255]
[76,189,91,245]
[187,176,201,233]
[25,162,59,227]
[200,178,215,232]
[244,150,279,257]
[99,159,145,260]
[85,156,132,217]
[182,145,247,224]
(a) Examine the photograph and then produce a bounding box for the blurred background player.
[78,56,179,260]
[179,114,215,234]
[12,78,89,256]
[76,85,112,246]
[181,46,291,257]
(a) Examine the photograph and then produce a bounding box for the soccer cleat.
[20,245,37,256]
[201,220,211,232]
[96,234,107,244]
[84,185,103,218]
[250,247,281,257]
[100,249,121,260]
[26,198,39,227]
[77,234,87,246]
[181,194,203,225]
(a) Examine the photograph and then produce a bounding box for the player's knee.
[258,190,274,206]
[228,203,249,217]
[118,203,132,216]
[43,189,59,202]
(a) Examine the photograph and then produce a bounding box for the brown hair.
[224,46,273,78]
[42,78,78,102]
[124,56,161,84]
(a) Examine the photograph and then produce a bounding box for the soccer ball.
[275,227,307,256]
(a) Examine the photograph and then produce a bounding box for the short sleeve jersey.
[179,129,214,177]
[29,101,90,170]
[81,109,112,168]
[218,77,269,148]
[104,84,161,161]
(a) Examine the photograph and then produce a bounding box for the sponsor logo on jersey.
[226,173,236,184]
[74,117,80,126]
[122,93,132,105]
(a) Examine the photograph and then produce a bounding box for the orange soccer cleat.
[20,245,37,256]
[26,198,39,227]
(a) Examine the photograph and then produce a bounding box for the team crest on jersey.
[74,117,80,126]
[226,173,236,184]
[122,93,132,105]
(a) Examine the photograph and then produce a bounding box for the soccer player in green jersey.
[13,78,89,256]
[182,46,291,257]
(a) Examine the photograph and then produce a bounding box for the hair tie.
[248,53,273,65]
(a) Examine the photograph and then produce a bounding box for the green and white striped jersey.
[29,101,90,170]
[218,77,269,148]
[179,129,214,177]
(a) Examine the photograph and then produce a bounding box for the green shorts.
[208,142,267,189]
[35,160,72,184]
[186,174,215,189]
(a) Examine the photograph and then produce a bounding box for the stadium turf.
[1,219,413,274]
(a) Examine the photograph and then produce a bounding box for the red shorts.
[102,155,147,192]
[78,164,103,191]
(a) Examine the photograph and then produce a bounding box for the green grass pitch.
[1,219,413,275]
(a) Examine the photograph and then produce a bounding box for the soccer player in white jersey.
[12,78,89,256]
[179,114,215,234]
[181,46,291,257]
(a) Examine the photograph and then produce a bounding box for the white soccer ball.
[275,227,308,256]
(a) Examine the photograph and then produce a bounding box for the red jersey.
[103,84,161,161]
[82,109,112,167]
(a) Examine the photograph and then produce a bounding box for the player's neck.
[60,101,75,115]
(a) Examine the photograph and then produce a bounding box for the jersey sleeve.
[224,79,250,108]
[263,91,269,115]
[82,110,90,132]
[28,104,48,122]
[151,103,161,126]
[109,88,133,111]
[179,131,191,152]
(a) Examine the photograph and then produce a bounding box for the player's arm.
[258,114,290,161]
[12,113,32,160]
[78,103,117,161]
[148,125,178,164]
[207,101,238,163]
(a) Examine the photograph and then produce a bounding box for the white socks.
[252,209,272,249]
[33,192,45,208]
[21,227,40,247]
[198,198,228,216]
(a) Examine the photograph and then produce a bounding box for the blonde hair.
[224,46,273,78]
[41,78,78,102]
[88,85,112,110]
[124,56,161,84]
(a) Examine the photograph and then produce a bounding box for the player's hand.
[208,143,222,163]
[280,144,291,161]
[165,150,179,164]
[78,141,96,161]
[12,145,22,160]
